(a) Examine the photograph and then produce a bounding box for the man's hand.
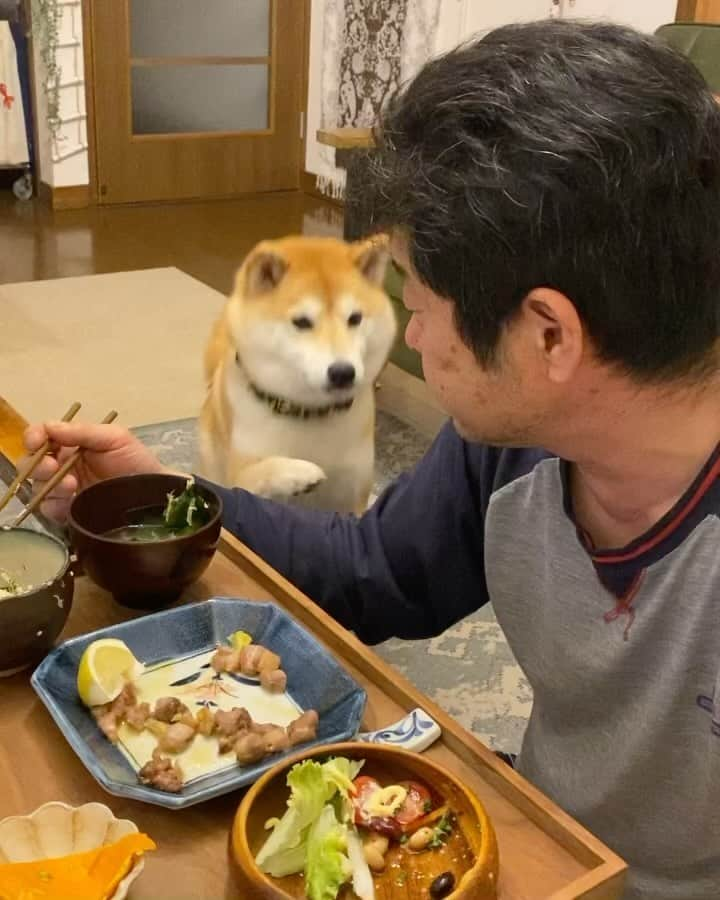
[21,421,169,522]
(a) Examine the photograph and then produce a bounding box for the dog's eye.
[292,316,314,330]
[348,312,363,327]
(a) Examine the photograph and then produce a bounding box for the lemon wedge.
[77,639,143,707]
[229,630,252,651]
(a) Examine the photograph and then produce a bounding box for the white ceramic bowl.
[0,801,146,900]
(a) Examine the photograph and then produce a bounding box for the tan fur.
[199,235,397,513]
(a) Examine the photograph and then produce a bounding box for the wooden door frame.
[81,0,99,204]
[676,0,720,19]
[677,0,698,19]
[81,0,312,205]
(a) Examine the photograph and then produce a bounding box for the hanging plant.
[31,0,63,144]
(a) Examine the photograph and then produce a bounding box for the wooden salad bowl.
[230,741,499,900]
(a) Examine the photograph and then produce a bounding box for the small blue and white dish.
[358,707,442,753]
[31,598,367,809]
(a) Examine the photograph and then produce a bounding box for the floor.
[0,190,341,295]
[0,189,445,437]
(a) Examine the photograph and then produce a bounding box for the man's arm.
[199,424,503,644]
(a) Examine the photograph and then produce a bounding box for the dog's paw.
[268,460,327,499]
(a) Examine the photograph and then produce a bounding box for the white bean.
[408,826,434,852]
[363,845,386,872]
[364,833,389,856]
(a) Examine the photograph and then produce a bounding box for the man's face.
[391,237,552,446]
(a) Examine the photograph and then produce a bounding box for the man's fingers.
[25,455,59,482]
[39,496,74,523]
[23,423,51,454]
[26,420,129,456]
[24,455,78,497]
[38,473,79,499]
[43,421,129,452]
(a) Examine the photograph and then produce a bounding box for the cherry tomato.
[395,780,434,827]
[351,776,434,838]
[351,776,381,826]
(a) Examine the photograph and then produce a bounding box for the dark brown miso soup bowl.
[68,473,222,610]
[0,527,74,676]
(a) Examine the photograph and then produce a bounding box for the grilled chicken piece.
[157,722,196,754]
[235,732,266,765]
[287,710,319,747]
[153,696,189,723]
[139,750,183,793]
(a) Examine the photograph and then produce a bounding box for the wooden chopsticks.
[0,401,82,515]
[9,409,119,528]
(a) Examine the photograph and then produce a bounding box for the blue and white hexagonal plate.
[31,598,367,809]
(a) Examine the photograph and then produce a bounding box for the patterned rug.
[132,412,531,754]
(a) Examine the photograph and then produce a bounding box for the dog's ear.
[241,249,288,297]
[352,237,389,287]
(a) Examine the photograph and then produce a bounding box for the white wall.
[434,0,677,55]
[32,0,89,187]
[568,0,677,33]
[440,0,549,50]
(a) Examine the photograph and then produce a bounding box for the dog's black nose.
[327,362,356,389]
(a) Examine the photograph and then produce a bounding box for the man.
[23,21,720,900]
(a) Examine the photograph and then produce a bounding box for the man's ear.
[521,287,584,384]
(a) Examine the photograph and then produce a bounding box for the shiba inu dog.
[199,235,397,513]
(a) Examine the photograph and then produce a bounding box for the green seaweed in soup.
[105,478,212,543]
[162,478,211,531]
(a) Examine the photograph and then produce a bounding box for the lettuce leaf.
[256,760,331,876]
[255,757,364,882]
[305,804,351,900]
[322,757,364,804]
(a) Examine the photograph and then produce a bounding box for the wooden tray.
[0,531,626,899]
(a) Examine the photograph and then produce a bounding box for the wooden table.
[0,533,626,899]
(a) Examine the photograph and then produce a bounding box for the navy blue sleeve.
[198,424,545,645]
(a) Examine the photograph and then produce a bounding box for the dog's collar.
[249,382,354,419]
[238,355,354,419]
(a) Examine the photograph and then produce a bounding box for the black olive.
[429,870,456,898]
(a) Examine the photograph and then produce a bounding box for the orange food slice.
[0,832,156,900]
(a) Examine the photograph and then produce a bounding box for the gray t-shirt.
[214,423,720,899]
[487,456,720,899]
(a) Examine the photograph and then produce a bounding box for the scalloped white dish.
[0,801,146,900]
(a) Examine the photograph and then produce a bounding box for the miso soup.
[104,479,212,543]
[104,521,179,543]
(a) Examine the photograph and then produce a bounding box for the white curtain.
[316,0,345,199]
[401,0,442,84]
[316,0,441,201]
[0,21,29,166]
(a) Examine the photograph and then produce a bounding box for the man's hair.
[360,20,720,381]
